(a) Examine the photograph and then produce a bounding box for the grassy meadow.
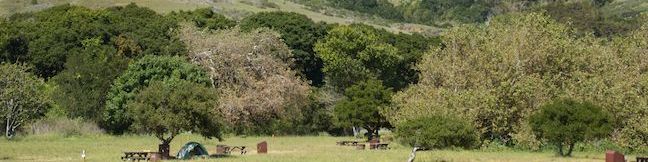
[0,134,621,162]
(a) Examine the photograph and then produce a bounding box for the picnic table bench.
[216,145,248,155]
[336,141,361,146]
[121,151,159,161]
[369,143,390,150]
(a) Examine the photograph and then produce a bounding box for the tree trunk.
[556,142,564,156]
[5,117,13,139]
[5,121,10,138]
[566,142,575,157]
[352,126,359,137]
[159,141,171,159]
[407,147,420,162]
[366,128,375,141]
[365,127,379,141]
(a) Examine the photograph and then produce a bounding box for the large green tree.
[315,25,402,91]
[1,4,184,78]
[334,79,392,140]
[0,63,51,138]
[240,11,329,86]
[128,79,222,158]
[530,99,613,156]
[103,55,210,134]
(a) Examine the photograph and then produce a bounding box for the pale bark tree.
[0,63,50,138]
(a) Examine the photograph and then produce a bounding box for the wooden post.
[605,150,625,162]
[257,141,267,154]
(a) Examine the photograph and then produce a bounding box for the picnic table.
[216,145,248,155]
[638,157,648,162]
[369,143,390,150]
[121,151,159,161]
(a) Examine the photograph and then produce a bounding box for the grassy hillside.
[0,0,441,35]
[602,0,648,17]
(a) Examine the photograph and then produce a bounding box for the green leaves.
[1,4,185,78]
[334,80,391,139]
[529,99,613,156]
[392,12,648,147]
[396,115,478,149]
[102,55,210,134]
[0,63,51,138]
[127,79,222,142]
[315,25,402,91]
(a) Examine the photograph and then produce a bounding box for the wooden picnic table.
[638,157,648,162]
[369,143,390,150]
[216,145,248,155]
[121,151,159,161]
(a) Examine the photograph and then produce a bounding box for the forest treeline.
[0,2,647,154]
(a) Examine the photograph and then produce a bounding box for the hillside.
[0,0,441,35]
[602,0,648,17]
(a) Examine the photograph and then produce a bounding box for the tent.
[176,142,209,160]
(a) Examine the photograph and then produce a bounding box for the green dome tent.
[176,142,209,160]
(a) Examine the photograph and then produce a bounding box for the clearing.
[0,134,623,162]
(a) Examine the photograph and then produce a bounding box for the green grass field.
[0,134,622,162]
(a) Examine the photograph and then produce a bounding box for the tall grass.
[27,117,103,137]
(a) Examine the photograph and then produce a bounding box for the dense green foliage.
[315,25,400,91]
[0,63,51,138]
[103,55,210,134]
[392,12,648,152]
[240,12,329,86]
[396,115,478,149]
[128,79,222,157]
[529,99,613,156]
[334,80,391,140]
[52,40,128,122]
[0,4,184,78]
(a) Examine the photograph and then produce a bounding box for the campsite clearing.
[0,134,626,162]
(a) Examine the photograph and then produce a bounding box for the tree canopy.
[530,99,613,156]
[391,13,648,150]
[334,79,392,140]
[52,39,128,122]
[102,55,210,134]
[1,4,184,78]
[0,63,51,138]
[315,25,402,91]
[180,24,310,134]
[240,11,329,86]
[128,79,222,157]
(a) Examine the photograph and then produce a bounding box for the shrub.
[396,115,478,149]
[529,99,613,157]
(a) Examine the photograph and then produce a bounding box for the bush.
[396,115,478,149]
[529,99,613,157]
